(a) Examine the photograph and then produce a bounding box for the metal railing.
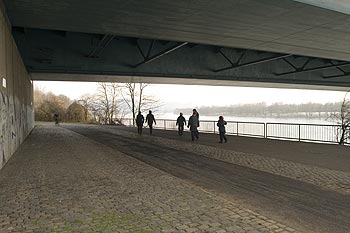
[121,118,349,145]
[266,123,341,143]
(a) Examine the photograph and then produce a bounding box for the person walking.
[188,111,199,141]
[217,116,227,143]
[136,111,144,135]
[176,113,186,136]
[53,113,59,126]
[146,110,156,135]
[193,109,199,119]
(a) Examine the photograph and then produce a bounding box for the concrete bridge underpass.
[2,0,350,170]
[1,1,350,232]
[3,0,350,89]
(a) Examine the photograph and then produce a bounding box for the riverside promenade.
[0,123,349,233]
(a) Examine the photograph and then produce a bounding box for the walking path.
[113,126,350,194]
[0,125,298,233]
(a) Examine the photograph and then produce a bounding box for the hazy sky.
[34,81,347,110]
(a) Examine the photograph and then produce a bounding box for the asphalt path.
[64,125,350,233]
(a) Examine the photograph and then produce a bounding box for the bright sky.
[34,81,347,110]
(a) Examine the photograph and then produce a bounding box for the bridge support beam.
[0,1,34,171]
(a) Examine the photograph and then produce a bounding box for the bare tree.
[121,83,137,125]
[79,94,108,124]
[120,83,161,125]
[93,83,124,125]
[78,82,157,125]
[329,90,350,145]
[78,94,95,122]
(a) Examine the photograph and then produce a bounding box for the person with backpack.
[136,111,144,135]
[217,116,227,143]
[176,113,186,136]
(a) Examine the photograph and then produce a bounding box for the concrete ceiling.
[4,0,350,61]
[295,0,350,15]
[12,28,350,90]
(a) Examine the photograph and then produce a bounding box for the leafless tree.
[120,83,161,125]
[122,83,137,125]
[78,82,158,125]
[95,83,125,124]
[329,90,350,145]
[78,94,95,122]
[79,83,125,124]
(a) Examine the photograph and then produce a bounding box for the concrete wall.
[0,3,34,170]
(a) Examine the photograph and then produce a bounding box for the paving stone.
[0,126,299,232]
[113,126,350,194]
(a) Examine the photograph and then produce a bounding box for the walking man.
[176,113,186,136]
[188,111,199,141]
[146,110,156,135]
[217,116,227,143]
[136,111,144,135]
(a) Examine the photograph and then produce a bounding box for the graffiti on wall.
[0,88,7,167]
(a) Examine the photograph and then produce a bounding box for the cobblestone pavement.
[0,125,299,233]
[106,126,350,194]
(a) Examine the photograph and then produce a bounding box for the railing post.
[264,123,266,138]
[164,120,166,130]
[213,121,216,134]
[236,122,239,136]
[298,124,301,141]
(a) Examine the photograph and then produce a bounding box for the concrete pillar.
[0,2,34,170]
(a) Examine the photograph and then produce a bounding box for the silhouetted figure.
[217,116,227,143]
[136,111,144,135]
[193,109,199,119]
[146,110,156,135]
[176,113,186,136]
[188,111,199,141]
[53,113,59,126]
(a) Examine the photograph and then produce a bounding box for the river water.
[157,113,333,125]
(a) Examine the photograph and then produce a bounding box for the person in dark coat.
[146,110,156,135]
[187,111,199,141]
[136,111,144,135]
[217,116,227,143]
[193,109,199,119]
[176,113,186,136]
